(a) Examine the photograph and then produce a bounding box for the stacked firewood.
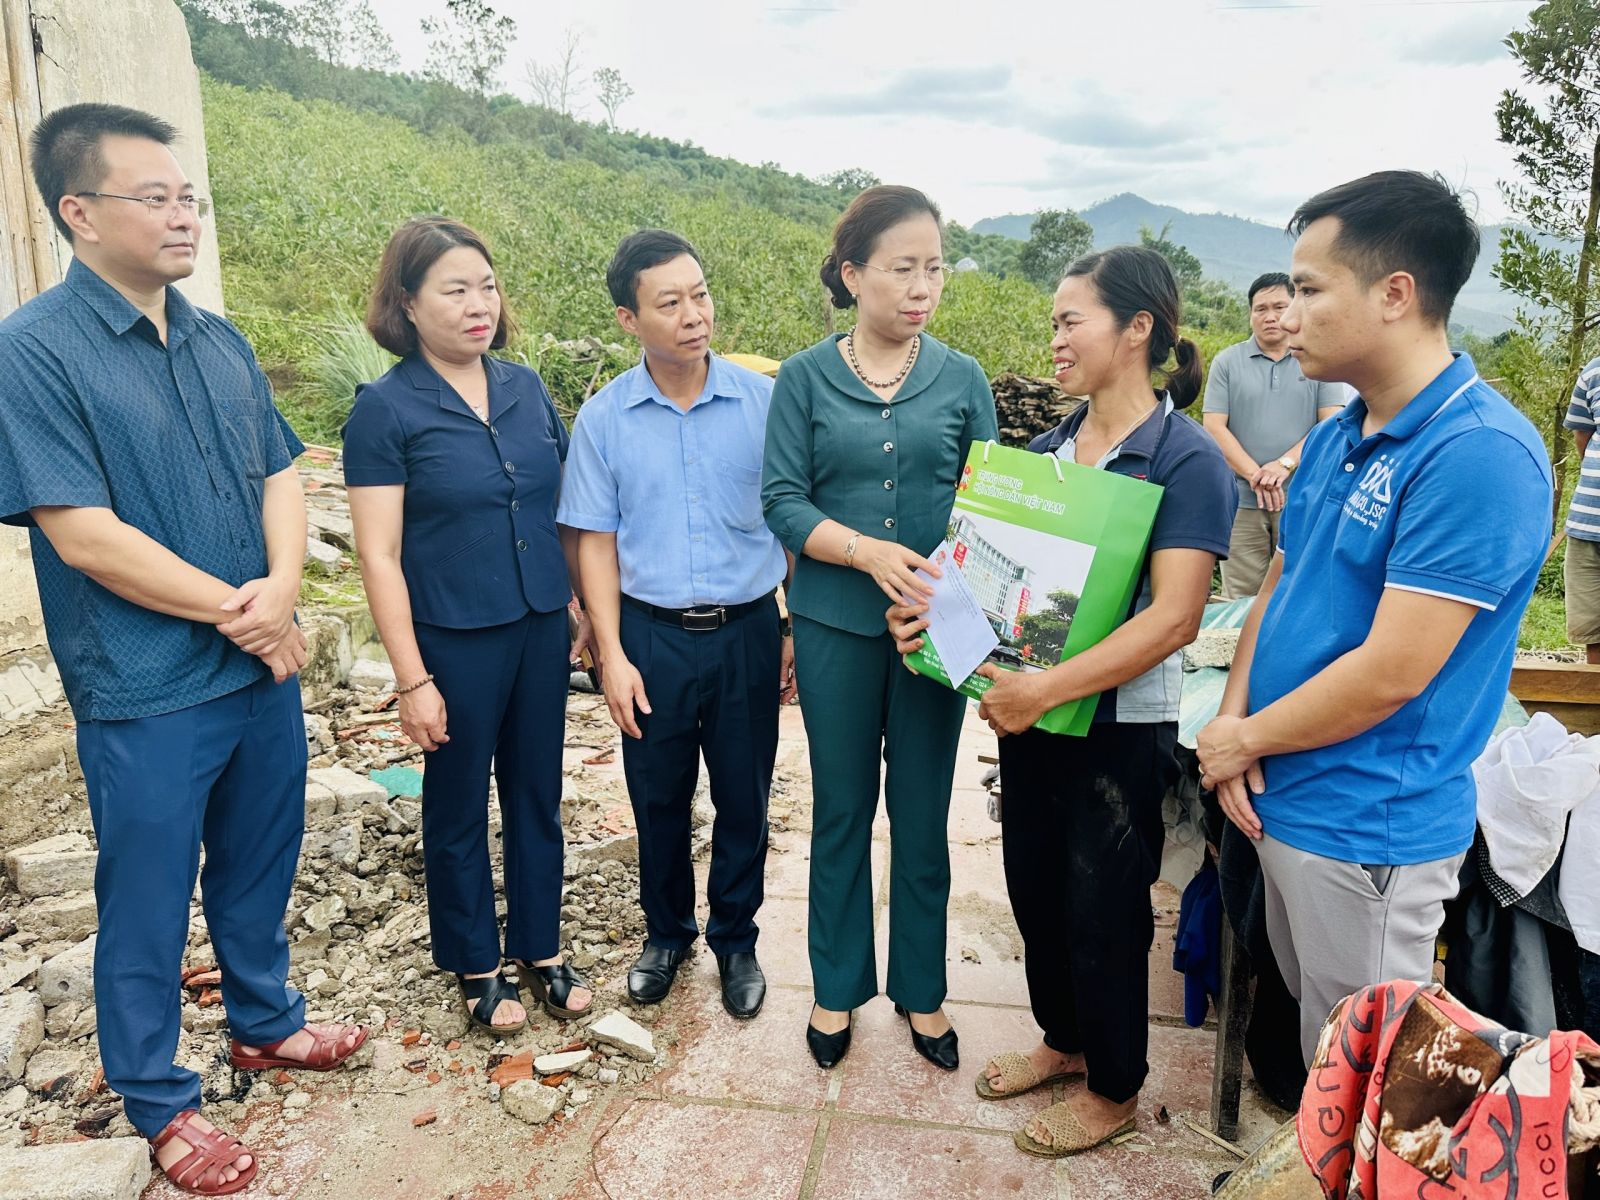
[991,373,1081,447]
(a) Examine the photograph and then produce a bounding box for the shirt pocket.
[715,458,767,532]
[215,396,267,479]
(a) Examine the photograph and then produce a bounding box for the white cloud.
[373,0,1539,225]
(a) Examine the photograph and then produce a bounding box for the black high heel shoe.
[806,1008,853,1069]
[895,1004,959,1071]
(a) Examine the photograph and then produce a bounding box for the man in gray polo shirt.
[1203,273,1345,598]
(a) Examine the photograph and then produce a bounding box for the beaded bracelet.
[394,673,435,695]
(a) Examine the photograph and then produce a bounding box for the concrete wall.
[0,0,220,723]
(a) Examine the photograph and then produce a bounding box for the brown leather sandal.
[149,1109,259,1196]
[229,1023,368,1071]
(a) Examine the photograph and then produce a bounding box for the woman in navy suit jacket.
[344,217,591,1033]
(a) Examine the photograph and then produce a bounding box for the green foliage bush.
[201,75,1242,438]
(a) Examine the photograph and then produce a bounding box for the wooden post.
[1210,918,1253,1142]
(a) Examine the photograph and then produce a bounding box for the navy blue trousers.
[414,608,569,972]
[77,673,308,1137]
[619,597,779,955]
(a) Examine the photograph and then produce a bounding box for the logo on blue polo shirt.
[1343,453,1395,530]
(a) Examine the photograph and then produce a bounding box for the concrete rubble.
[0,461,804,1183]
[0,1137,151,1200]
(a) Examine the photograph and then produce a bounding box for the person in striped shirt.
[1563,355,1600,663]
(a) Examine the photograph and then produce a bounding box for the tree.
[179,0,396,71]
[1014,590,1080,664]
[593,66,634,131]
[816,167,881,196]
[1139,222,1204,288]
[421,0,517,96]
[1017,209,1094,289]
[1494,0,1600,521]
[294,0,396,71]
[526,27,585,116]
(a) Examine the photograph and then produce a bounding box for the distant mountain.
[973,194,1564,336]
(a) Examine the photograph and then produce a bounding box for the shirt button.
[1344,463,1355,473]
[881,408,891,419]
[883,441,894,453]
[504,461,515,474]
[884,480,895,490]
[516,538,528,552]
[510,499,520,512]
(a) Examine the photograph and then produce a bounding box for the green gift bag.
[906,439,1163,736]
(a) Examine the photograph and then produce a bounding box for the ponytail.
[1167,336,1204,409]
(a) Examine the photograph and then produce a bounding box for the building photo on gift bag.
[905,439,1162,736]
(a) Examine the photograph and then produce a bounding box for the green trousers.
[793,614,968,1013]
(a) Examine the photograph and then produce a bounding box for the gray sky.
[376,0,1540,228]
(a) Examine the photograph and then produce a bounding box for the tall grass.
[295,317,396,444]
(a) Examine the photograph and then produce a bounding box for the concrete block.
[15,892,98,941]
[38,935,95,1007]
[534,1049,590,1074]
[502,1078,563,1125]
[0,1137,151,1200]
[304,781,336,822]
[5,833,97,899]
[587,1010,656,1062]
[347,658,395,692]
[1183,627,1241,671]
[0,992,43,1086]
[306,766,387,813]
[304,535,341,569]
[23,1047,81,1094]
[0,955,40,993]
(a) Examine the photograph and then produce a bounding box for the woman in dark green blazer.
[762,186,998,1070]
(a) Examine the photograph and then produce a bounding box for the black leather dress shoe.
[716,952,766,1019]
[806,1012,853,1069]
[895,1004,959,1071]
[627,942,687,1004]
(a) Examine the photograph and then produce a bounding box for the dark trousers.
[793,615,968,1013]
[414,608,570,972]
[998,720,1178,1104]
[618,596,779,955]
[76,674,308,1137]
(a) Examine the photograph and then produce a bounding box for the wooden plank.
[1209,912,1253,1143]
[1517,700,1600,738]
[1509,662,1600,705]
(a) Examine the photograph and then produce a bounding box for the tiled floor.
[143,703,1288,1199]
[581,705,1288,1199]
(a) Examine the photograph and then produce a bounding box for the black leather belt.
[623,590,775,632]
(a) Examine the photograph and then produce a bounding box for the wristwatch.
[1276,456,1298,471]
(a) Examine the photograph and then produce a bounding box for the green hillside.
[201,77,1064,441]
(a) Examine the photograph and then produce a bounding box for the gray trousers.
[1256,832,1464,1065]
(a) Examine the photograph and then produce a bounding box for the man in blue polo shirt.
[1196,171,1552,1063]
[0,104,364,1191]
[558,229,792,1019]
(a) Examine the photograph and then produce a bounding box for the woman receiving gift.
[762,184,997,1071]
[890,245,1233,1156]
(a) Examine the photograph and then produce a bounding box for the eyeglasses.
[854,261,954,288]
[74,192,212,219]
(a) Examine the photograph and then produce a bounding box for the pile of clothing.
[1444,713,1600,1039]
[1299,980,1599,1199]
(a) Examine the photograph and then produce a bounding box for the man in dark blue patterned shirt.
[0,104,364,1193]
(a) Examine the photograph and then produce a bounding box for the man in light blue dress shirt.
[558,229,791,1019]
